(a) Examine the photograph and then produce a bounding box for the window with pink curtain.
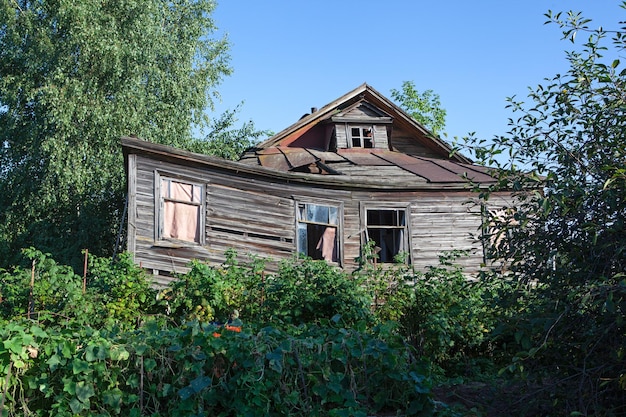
[161,178,202,243]
[297,202,340,263]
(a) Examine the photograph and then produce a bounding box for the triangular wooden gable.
[252,83,472,165]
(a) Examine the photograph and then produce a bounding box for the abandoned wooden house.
[122,83,510,286]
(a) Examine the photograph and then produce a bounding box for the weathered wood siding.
[409,195,483,271]
[335,124,348,149]
[205,182,294,264]
[390,126,442,158]
[129,153,487,285]
[334,123,390,150]
[348,191,484,272]
[373,125,389,150]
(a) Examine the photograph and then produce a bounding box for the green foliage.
[191,105,272,160]
[458,4,626,414]
[402,252,495,368]
[0,249,157,329]
[161,253,373,328]
[390,81,447,136]
[164,250,267,324]
[262,256,373,326]
[0,0,235,270]
[353,240,414,324]
[86,252,158,329]
[0,321,434,416]
[354,243,497,375]
[0,248,83,322]
[0,251,434,416]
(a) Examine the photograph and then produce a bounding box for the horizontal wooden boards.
[129,153,491,276]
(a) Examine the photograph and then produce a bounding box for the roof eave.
[122,136,488,191]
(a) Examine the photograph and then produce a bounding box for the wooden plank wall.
[373,125,389,150]
[130,153,487,285]
[205,183,295,264]
[410,195,484,272]
[336,124,348,149]
[390,127,442,158]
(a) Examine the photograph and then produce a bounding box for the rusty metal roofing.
[257,148,318,171]
[250,146,496,185]
[375,152,466,183]
[279,148,318,169]
[258,153,290,171]
[427,159,497,183]
[122,137,498,190]
[337,149,394,166]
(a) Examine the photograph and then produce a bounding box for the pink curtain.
[316,227,337,261]
[162,181,200,242]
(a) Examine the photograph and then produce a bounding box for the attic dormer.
[329,101,393,150]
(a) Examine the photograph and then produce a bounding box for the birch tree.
[0,0,231,268]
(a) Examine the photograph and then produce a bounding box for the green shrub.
[0,248,83,322]
[0,319,433,416]
[353,240,414,324]
[86,252,158,329]
[262,256,373,326]
[0,249,157,329]
[163,249,266,324]
[405,252,495,367]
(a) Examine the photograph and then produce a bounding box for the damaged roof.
[122,83,498,190]
[238,147,496,185]
[122,137,496,190]
[252,83,472,163]
[237,83,496,186]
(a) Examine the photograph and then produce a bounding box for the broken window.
[365,208,409,263]
[159,177,203,243]
[297,202,340,262]
[350,126,374,148]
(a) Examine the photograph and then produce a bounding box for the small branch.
[540,308,567,348]
[291,340,310,412]
[83,249,88,294]
[139,356,144,413]
[28,260,35,319]
[1,361,13,417]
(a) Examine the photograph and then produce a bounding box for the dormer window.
[330,102,393,150]
[350,126,374,148]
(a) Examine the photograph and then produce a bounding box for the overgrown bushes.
[11,244,607,415]
[0,249,158,330]
[0,249,441,416]
[0,319,432,416]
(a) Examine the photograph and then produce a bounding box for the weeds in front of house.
[1,246,624,416]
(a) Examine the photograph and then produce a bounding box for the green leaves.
[390,80,447,136]
[0,0,233,269]
[460,4,626,414]
[178,375,212,400]
[0,318,432,416]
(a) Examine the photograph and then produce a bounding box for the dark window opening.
[363,128,373,148]
[351,127,361,147]
[329,129,337,152]
[366,209,408,263]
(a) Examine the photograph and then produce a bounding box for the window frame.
[155,172,206,245]
[360,203,412,264]
[349,125,374,149]
[294,197,344,265]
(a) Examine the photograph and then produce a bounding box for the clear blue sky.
[210,1,622,144]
